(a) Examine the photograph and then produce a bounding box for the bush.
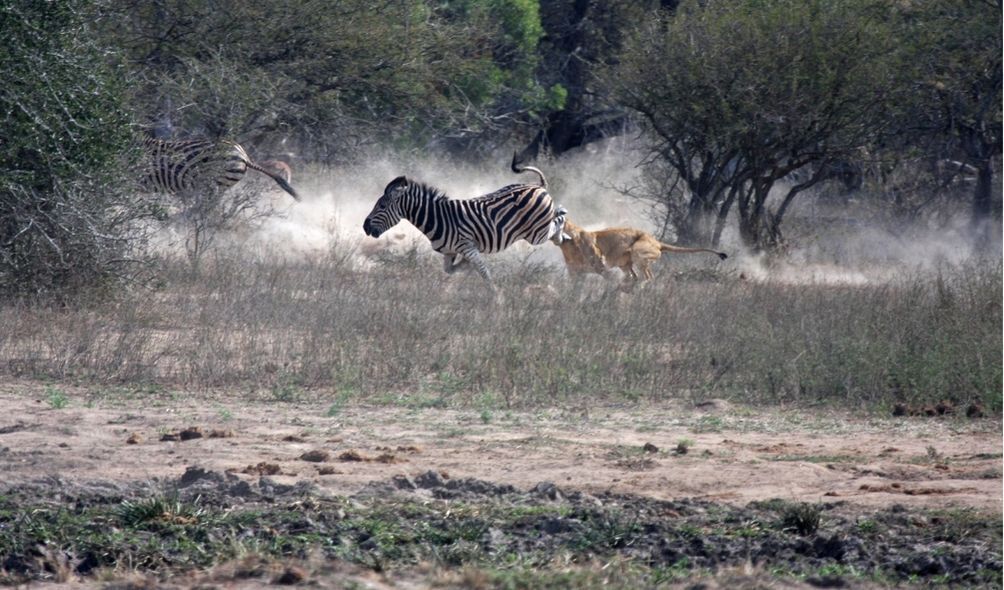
[0,247,997,414]
[0,0,150,299]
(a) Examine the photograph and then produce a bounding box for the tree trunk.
[676,181,729,246]
[737,180,787,253]
[971,156,997,252]
[711,184,740,247]
[678,204,715,245]
[737,213,760,251]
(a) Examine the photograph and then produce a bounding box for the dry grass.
[0,247,999,413]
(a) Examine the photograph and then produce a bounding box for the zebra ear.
[386,176,409,192]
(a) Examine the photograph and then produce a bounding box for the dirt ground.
[1,380,1000,513]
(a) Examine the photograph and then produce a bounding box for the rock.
[694,399,731,412]
[533,481,563,501]
[415,470,446,489]
[813,534,846,560]
[178,466,223,487]
[567,491,603,507]
[392,475,417,490]
[259,477,294,496]
[541,517,576,534]
[910,554,946,576]
[289,480,319,497]
[299,450,329,463]
[446,479,494,494]
[242,462,282,476]
[179,426,204,441]
[227,480,255,498]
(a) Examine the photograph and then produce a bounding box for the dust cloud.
[152,139,998,284]
[204,139,654,269]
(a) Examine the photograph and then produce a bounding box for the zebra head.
[363,176,409,238]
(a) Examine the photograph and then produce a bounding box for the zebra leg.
[545,206,569,244]
[443,253,469,274]
[458,244,495,290]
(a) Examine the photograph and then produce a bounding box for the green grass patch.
[0,492,1000,586]
[45,386,69,409]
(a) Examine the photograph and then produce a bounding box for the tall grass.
[0,247,999,413]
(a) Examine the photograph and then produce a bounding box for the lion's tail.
[659,242,728,260]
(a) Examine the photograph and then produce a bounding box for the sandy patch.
[0,381,999,512]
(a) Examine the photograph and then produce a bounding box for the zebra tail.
[510,151,548,189]
[246,160,300,201]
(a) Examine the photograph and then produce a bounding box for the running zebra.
[363,154,569,290]
[140,137,299,202]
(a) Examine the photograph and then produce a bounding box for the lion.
[259,159,292,184]
[554,219,727,288]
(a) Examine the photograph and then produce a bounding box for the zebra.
[363,154,569,290]
[140,137,299,202]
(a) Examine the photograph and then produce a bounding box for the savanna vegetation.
[0,253,1000,413]
[0,0,1000,407]
[0,2,1001,586]
[2,486,1000,587]
[2,0,1000,295]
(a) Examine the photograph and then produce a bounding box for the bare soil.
[1,380,999,512]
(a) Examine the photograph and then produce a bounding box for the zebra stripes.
[140,137,299,201]
[363,157,568,288]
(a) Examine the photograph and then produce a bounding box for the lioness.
[259,159,292,184]
[554,219,727,288]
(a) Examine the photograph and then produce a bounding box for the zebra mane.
[408,180,450,202]
[407,179,533,204]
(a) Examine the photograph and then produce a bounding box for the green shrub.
[0,0,148,299]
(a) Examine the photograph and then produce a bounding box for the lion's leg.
[630,247,658,282]
[616,263,637,292]
[576,232,607,275]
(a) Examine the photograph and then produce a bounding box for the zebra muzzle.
[363,219,381,238]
